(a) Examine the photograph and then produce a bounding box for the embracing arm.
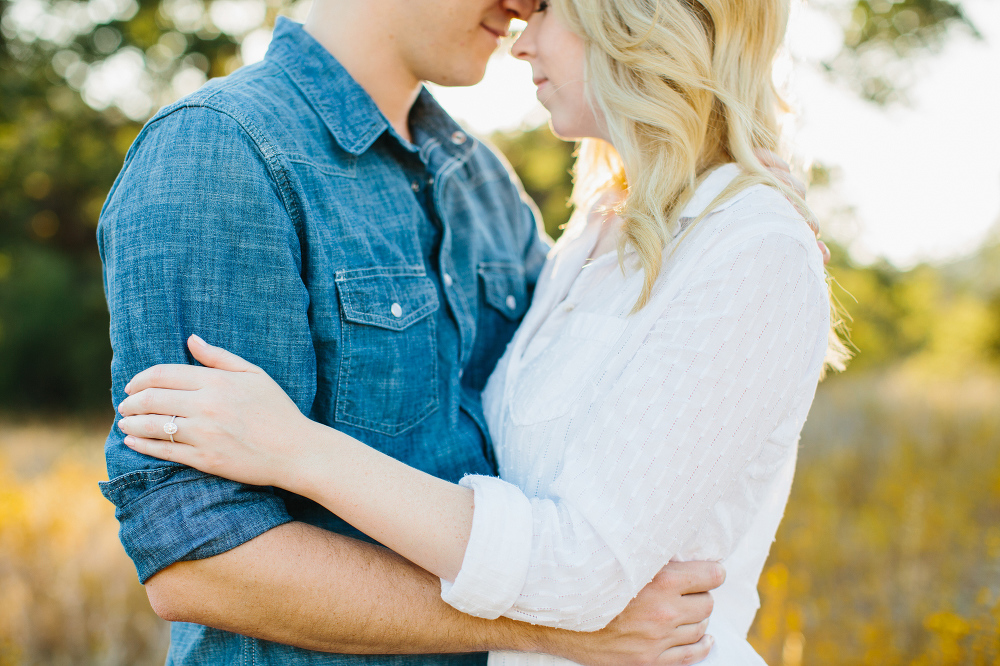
[104,106,719,663]
[145,521,719,663]
[119,226,821,631]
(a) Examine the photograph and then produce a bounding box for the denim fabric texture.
[97,17,549,665]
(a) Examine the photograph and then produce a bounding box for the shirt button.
[506,295,517,310]
[443,273,453,287]
[564,303,575,312]
[391,303,403,318]
[450,131,467,145]
[427,177,435,186]
[411,181,420,192]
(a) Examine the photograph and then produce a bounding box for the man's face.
[387,0,535,87]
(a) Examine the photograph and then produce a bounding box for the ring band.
[163,415,178,443]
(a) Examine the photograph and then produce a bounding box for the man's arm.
[146,521,721,664]
[100,106,719,663]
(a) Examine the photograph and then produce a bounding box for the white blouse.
[441,165,830,665]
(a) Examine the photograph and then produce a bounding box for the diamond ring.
[163,415,178,443]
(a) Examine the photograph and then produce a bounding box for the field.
[1,371,998,665]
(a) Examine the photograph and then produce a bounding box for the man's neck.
[304,3,422,143]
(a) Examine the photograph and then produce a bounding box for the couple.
[100,0,844,664]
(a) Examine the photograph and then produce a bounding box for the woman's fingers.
[187,335,260,373]
[125,363,215,395]
[118,414,191,442]
[123,434,196,466]
[118,387,194,418]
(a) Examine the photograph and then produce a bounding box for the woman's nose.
[512,20,536,60]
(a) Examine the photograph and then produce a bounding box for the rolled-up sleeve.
[97,105,314,582]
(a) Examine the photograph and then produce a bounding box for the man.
[98,0,723,663]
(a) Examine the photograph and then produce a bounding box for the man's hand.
[754,148,831,264]
[539,561,725,666]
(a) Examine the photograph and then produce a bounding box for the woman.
[117,0,847,663]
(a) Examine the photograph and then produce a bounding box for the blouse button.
[564,303,575,312]
[450,131,467,145]
[506,295,517,310]
[443,273,453,287]
[391,303,403,318]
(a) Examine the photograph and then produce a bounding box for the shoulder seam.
[137,102,306,241]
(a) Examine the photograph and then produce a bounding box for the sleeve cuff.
[440,474,534,620]
[100,465,293,583]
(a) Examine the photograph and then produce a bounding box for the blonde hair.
[554,0,849,372]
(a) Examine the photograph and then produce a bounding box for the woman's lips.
[535,79,551,98]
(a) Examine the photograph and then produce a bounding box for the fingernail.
[124,436,136,447]
[118,402,125,416]
[124,382,132,395]
[189,334,206,347]
[707,635,715,647]
[117,417,128,430]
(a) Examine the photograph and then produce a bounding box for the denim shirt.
[97,18,549,665]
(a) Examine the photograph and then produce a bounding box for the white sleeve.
[441,230,829,630]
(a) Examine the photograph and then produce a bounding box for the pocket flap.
[336,269,439,331]
[479,263,528,321]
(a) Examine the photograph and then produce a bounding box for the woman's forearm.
[287,418,474,582]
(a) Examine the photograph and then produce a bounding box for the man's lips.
[481,23,509,39]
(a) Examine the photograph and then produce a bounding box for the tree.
[0,0,982,410]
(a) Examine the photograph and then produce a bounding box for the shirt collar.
[265,18,475,160]
[266,18,388,156]
[679,163,744,219]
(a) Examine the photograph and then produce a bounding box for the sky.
[428,1,1000,268]
[9,0,996,268]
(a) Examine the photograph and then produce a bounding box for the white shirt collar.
[678,163,743,220]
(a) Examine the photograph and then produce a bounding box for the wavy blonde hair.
[554,0,849,372]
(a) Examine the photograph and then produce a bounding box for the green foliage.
[491,126,576,241]
[830,0,978,104]
[0,0,986,410]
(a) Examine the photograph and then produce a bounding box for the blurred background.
[1,0,999,663]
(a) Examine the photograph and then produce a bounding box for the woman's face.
[512,2,607,141]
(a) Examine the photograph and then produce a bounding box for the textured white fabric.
[441,165,830,665]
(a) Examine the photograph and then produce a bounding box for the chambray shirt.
[97,18,548,666]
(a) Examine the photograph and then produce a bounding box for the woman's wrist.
[271,416,338,498]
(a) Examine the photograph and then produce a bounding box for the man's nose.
[501,0,535,21]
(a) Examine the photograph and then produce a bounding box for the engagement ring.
[164,415,178,443]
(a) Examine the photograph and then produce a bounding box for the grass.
[1,370,998,664]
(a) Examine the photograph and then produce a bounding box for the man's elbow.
[144,564,197,623]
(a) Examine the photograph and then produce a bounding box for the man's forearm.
[145,521,544,655]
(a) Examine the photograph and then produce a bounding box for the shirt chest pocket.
[335,269,440,436]
[510,312,629,426]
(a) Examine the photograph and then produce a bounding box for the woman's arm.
[118,334,473,582]
[118,228,824,630]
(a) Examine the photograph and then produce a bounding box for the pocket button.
[391,302,403,318]
[506,295,517,310]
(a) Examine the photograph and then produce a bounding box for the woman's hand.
[116,334,316,490]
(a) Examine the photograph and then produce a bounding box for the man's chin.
[425,62,491,89]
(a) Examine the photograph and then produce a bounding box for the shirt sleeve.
[441,230,828,629]
[97,105,314,583]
